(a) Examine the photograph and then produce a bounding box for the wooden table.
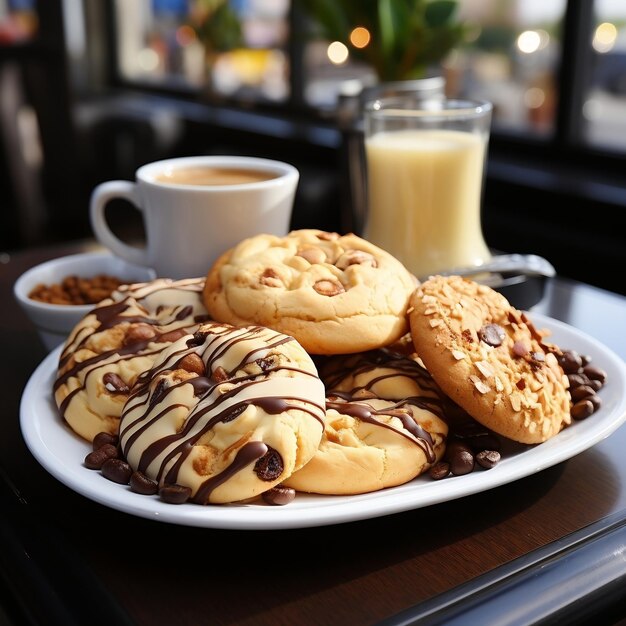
[2,240,626,626]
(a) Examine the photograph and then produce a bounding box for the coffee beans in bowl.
[28,273,125,305]
[14,250,155,351]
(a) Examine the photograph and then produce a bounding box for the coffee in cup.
[90,155,299,279]
[153,167,281,186]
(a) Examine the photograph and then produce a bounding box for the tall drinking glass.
[363,97,493,279]
[337,76,445,235]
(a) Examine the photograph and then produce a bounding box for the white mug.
[90,155,300,279]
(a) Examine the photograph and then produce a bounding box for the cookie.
[54,278,210,443]
[118,322,326,505]
[408,275,571,444]
[203,229,417,355]
[284,349,448,495]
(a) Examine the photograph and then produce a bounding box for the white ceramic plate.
[20,313,626,530]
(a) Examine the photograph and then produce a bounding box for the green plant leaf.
[377,0,394,57]
[296,0,464,82]
[298,0,350,41]
[424,0,458,28]
[378,0,412,76]
[191,0,243,53]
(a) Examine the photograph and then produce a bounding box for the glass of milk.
[363,96,493,279]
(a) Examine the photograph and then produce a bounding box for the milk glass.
[363,97,493,279]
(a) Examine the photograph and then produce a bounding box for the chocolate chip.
[571,399,595,420]
[476,450,501,469]
[450,450,475,475]
[586,379,603,392]
[262,485,296,506]
[130,471,158,495]
[589,394,602,411]
[446,439,475,475]
[159,484,191,504]
[255,356,275,371]
[557,350,583,374]
[567,373,587,389]
[84,444,118,470]
[101,458,133,484]
[570,385,595,402]
[446,438,472,457]
[254,446,284,481]
[582,365,607,384]
[93,431,119,451]
[148,378,168,411]
[512,341,529,358]
[478,323,505,347]
[429,461,450,480]
[187,331,208,347]
[103,372,129,394]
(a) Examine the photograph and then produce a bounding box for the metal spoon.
[425,253,556,284]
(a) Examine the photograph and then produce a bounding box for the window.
[449,0,566,138]
[114,0,290,102]
[584,0,626,151]
[0,0,37,44]
[106,0,626,159]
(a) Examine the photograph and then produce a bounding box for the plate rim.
[19,312,626,530]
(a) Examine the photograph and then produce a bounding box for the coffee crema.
[153,166,279,186]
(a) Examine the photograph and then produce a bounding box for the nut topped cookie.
[203,229,417,355]
[118,322,326,505]
[408,275,571,444]
[54,278,210,443]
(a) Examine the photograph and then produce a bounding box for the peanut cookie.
[284,349,448,495]
[54,278,210,443]
[203,229,417,355]
[408,275,571,444]
[118,322,326,505]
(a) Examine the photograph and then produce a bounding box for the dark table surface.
[2,240,626,626]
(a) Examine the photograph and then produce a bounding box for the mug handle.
[89,180,149,268]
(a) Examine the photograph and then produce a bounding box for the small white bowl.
[14,251,156,351]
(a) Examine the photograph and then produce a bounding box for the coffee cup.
[90,155,299,279]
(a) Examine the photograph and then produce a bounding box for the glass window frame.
[100,1,626,186]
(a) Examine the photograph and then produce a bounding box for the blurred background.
[1,0,625,295]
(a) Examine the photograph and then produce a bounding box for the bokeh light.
[327,41,349,65]
[517,30,541,54]
[349,26,370,49]
[593,22,617,53]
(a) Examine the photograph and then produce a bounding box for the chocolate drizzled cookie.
[54,278,210,442]
[118,322,326,504]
